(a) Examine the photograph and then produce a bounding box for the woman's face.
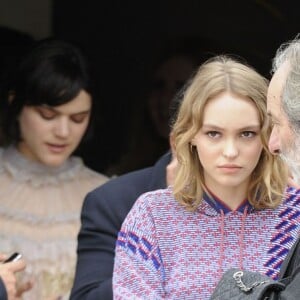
[18,89,91,167]
[191,92,263,195]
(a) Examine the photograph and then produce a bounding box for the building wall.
[0,0,52,39]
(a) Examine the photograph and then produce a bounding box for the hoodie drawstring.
[218,206,248,277]
[218,210,225,277]
[238,206,248,269]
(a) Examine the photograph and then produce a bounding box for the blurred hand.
[0,255,33,300]
[16,279,33,299]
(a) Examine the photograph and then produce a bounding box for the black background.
[14,1,300,173]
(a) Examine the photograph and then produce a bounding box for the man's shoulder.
[90,152,170,198]
[94,166,154,194]
[84,153,170,211]
[84,166,157,212]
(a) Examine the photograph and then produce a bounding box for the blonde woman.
[112,56,300,299]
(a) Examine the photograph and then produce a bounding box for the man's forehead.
[271,62,290,87]
[267,62,290,111]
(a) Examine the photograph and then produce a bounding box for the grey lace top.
[0,146,108,300]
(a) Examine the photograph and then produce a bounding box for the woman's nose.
[54,118,70,138]
[223,139,238,158]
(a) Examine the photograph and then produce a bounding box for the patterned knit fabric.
[113,186,300,300]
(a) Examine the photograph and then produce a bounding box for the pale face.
[148,55,195,138]
[191,92,263,203]
[268,62,300,182]
[18,89,92,167]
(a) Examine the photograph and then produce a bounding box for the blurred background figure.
[107,36,222,175]
[0,26,35,88]
[0,26,35,145]
[0,38,108,299]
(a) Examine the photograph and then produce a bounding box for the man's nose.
[268,128,281,154]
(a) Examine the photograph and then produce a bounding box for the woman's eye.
[71,113,89,123]
[241,131,256,138]
[207,131,220,138]
[37,108,56,120]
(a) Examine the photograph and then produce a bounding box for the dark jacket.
[70,152,171,300]
[0,279,7,300]
[273,235,300,299]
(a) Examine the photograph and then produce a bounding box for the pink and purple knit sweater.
[113,186,300,299]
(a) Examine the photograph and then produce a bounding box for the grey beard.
[280,152,300,185]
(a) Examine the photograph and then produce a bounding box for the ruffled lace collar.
[0,146,84,187]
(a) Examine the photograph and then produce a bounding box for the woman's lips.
[218,165,242,173]
[46,143,68,153]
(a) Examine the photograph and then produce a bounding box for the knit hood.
[200,191,255,216]
[198,192,254,275]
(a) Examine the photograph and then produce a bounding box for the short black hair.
[3,38,94,145]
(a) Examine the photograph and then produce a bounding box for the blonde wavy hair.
[172,55,288,211]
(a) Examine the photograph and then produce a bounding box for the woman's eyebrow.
[41,105,91,115]
[202,124,260,130]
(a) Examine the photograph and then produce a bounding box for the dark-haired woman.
[0,39,108,299]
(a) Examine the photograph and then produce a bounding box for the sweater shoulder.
[282,187,300,207]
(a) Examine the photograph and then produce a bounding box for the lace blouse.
[0,146,108,300]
